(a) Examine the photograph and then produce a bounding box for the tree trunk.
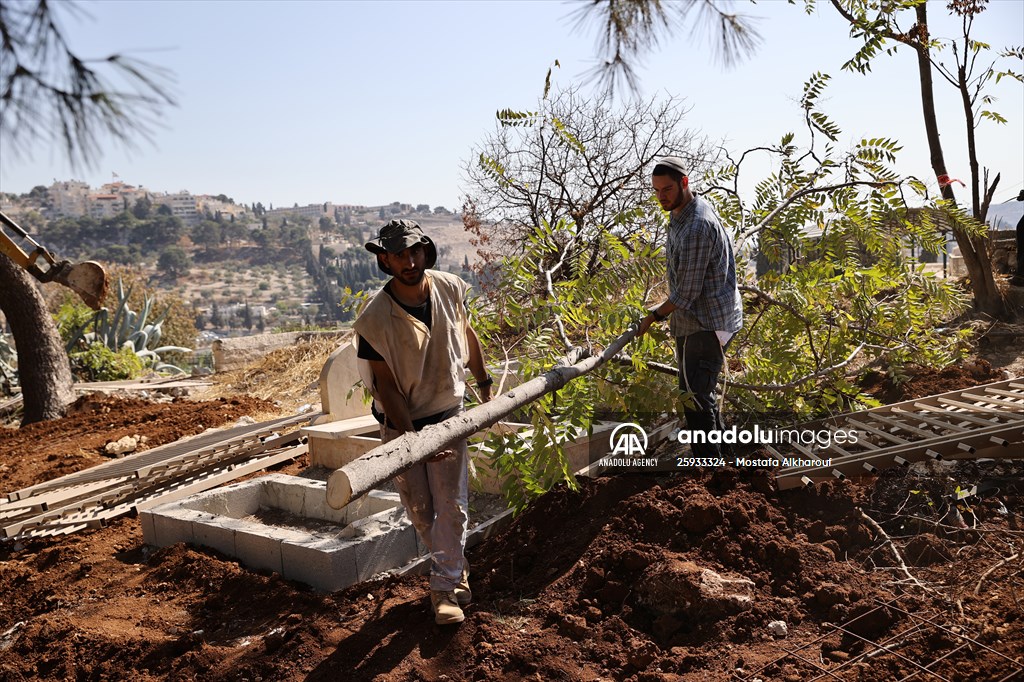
[327,324,642,509]
[0,254,75,426]
[913,3,1005,317]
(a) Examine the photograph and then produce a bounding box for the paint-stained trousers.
[381,405,469,592]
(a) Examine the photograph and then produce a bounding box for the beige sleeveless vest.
[353,270,470,421]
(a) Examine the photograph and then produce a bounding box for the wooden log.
[326,324,642,510]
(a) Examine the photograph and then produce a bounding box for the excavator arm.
[0,210,108,310]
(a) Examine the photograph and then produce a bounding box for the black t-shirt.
[357,283,432,361]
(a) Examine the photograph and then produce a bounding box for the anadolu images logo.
[609,423,648,457]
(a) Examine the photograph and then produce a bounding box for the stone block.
[282,537,360,592]
[352,513,419,581]
[317,340,369,421]
[148,508,208,547]
[309,434,381,470]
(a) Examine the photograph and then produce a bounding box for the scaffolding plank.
[776,422,1024,489]
[915,402,1009,428]
[937,397,1024,417]
[845,418,914,446]
[958,392,1024,410]
[5,412,314,500]
[890,407,969,432]
[869,412,947,438]
[133,444,307,512]
[983,387,1024,400]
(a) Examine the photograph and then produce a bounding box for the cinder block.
[150,508,206,547]
[309,434,381,470]
[282,537,360,592]
[351,509,419,581]
[139,509,157,545]
[145,473,433,590]
[196,483,262,518]
[235,528,284,575]
[365,490,402,515]
[263,478,306,515]
[303,481,350,524]
[193,516,249,557]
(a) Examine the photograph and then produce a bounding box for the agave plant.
[0,333,17,389]
[66,278,191,374]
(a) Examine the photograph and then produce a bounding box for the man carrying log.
[354,219,492,625]
[637,156,743,457]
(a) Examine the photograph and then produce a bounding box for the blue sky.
[1,0,1021,217]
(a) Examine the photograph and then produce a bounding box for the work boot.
[430,590,465,625]
[454,569,472,607]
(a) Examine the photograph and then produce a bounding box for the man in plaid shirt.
[637,156,743,457]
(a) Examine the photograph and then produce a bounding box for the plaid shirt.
[666,195,743,337]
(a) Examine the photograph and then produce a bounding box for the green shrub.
[70,344,145,382]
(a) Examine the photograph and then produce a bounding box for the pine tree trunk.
[0,253,75,425]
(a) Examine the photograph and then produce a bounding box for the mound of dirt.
[859,358,1005,403]
[0,394,278,494]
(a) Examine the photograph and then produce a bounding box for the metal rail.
[0,412,317,540]
[775,378,1024,489]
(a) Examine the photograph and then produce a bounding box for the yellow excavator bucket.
[0,211,108,310]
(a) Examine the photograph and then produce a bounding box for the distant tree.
[416,203,431,213]
[214,194,234,204]
[94,244,139,264]
[434,206,450,215]
[222,221,247,247]
[26,185,49,203]
[157,245,191,278]
[210,302,224,329]
[132,195,152,219]
[319,244,337,264]
[106,212,137,245]
[242,302,253,330]
[156,203,173,217]
[135,214,184,251]
[191,221,222,252]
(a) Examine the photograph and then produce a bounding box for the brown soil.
[1,372,1022,680]
[859,358,1006,404]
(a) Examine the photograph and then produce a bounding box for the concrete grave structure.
[142,347,677,591]
[141,474,422,592]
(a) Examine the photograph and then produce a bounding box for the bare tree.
[463,85,714,262]
[0,0,174,425]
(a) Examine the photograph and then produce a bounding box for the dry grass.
[197,334,351,415]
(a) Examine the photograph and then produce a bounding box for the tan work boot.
[454,569,472,607]
[430,590,465,625]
